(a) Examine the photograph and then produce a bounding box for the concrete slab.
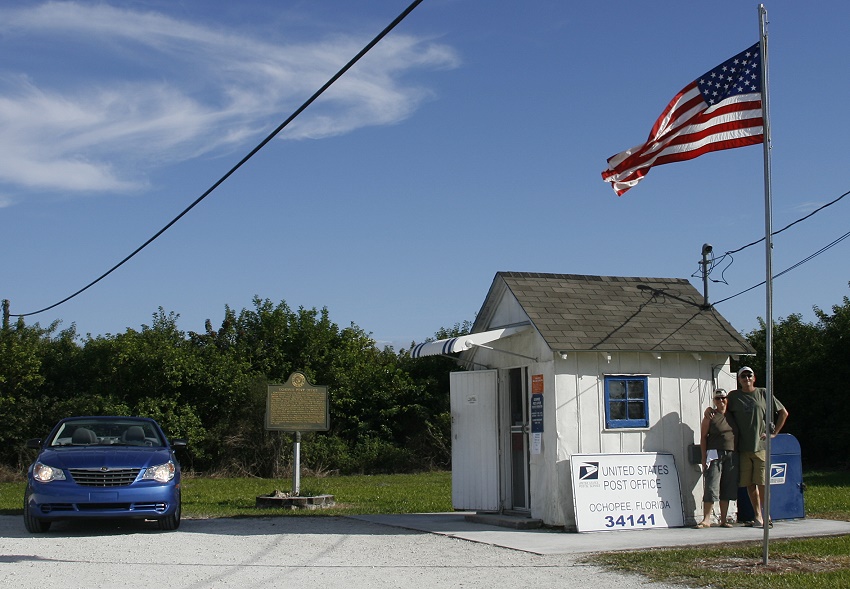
[352,513,850,555]
[464,512,543,529]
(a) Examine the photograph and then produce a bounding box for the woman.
[695,388,738,528]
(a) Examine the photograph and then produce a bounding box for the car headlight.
[33,462,66,483]
[142,461,176,483]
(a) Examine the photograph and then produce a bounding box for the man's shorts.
[738,450,766,486]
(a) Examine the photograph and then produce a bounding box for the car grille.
[40,503,74,513]
[77,503,132,511]
[134,502,168,512]
[68,468,142,487]
[40,502,168,514]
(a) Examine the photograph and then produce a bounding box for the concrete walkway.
[354,513,850,555]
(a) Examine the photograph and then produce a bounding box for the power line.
[713,227,850,306]
[724,188,850,256]
[10,0,425,319]
[693,187,850,291]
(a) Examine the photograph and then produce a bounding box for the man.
[726,366,789,528]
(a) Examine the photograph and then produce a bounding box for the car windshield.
[49,420,165,447]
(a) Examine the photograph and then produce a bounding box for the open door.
[506,367,530,511]
[450,370,499,511]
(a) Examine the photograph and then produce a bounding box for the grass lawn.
[180,471,453,517]
[0,470,453,517]
[803,470,850,522]
[588,535,850,589]
[587,468,850,589]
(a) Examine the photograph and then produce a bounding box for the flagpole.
[758,3,774,565]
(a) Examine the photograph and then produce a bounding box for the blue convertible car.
[24,416,186,533]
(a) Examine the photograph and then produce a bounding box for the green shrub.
[349,437,416,474]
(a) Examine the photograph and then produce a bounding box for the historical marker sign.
[265,372,330,432]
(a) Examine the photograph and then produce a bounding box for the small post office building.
[411,272,756,529]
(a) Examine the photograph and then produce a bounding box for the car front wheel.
[158,497,181,531]
[23,492,51,533]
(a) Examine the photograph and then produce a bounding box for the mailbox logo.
[579,462,599,480]
[770,463,787,485]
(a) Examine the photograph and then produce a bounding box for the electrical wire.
[692,187,850,293]
[725,188,850,256]
[10,0,425,319]
[713,227,850,305]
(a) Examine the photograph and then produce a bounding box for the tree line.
[1,288,847,474]
[739,289,850,467]
[0,297,469,476]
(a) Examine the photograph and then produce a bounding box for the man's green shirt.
[727,387,785,453]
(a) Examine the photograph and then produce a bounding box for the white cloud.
[0,1,460,201]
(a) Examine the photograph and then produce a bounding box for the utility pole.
[699,244,713,309]
[2,299,9,329]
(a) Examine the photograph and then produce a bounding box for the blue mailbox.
[737,433,805,522]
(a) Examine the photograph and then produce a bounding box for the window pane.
[627,380,645,399]
[605,376,648,428]
[628,401,645,419]
[609,381,626,399]
[609,401,626,420]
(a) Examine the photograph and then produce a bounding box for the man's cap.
[714,388,727,398]
[737,366,754,377]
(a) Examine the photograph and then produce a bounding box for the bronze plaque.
[265,372,330,432]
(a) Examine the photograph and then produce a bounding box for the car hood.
[37,447,175,470]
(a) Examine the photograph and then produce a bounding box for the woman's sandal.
[694,522,711,528]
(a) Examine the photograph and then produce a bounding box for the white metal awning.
[409,325,530,358]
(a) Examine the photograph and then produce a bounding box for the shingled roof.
[483,272,755,355]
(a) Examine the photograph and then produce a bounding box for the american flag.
[602,43,763,196]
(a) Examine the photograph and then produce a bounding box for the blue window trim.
[604,375,649,429]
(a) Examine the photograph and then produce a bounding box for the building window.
[604,376,648,428]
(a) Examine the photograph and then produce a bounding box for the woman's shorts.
[703,450,739,503]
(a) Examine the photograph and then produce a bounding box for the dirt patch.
[697,554,850,574]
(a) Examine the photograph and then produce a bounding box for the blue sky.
[2,0,848,350]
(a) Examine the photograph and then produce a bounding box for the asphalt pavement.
[1,514,848,588]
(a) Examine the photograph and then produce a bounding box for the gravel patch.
[0,515,682,588]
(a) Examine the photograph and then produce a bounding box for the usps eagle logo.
[579,462,599,480]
